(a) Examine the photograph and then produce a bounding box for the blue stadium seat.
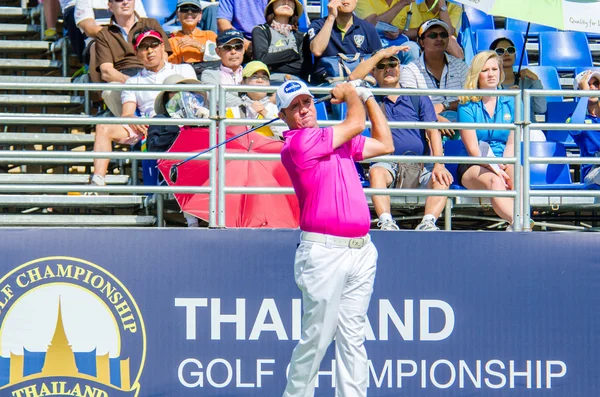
[315,100,328,121]
[476,29,529,67]
[504,18,557,39]
[144,0,178,23]
[443,140,466,189]
[539,32,592,73]
[544,101,578,149]
[529,142,584,189]
[525,66,562,102]
[320,0,328,18]
[464,6,495,32]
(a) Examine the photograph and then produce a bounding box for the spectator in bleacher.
[94,0,170,113]
[95,1,169,83]
[200,29,245,108]
[89,29,196,190]
[350,46,452,231]
[75,0,147,39]
[226,61,285,139]
[488,37,547,117]
[568,70,600,187]
[252,0,311,83]
[41,0,87,62]
[217,0,268,51]
[356,0,463,59]
[457,51,516,229]
[400,19,468,137]
[308,0,382,85]
[168,0,218,67]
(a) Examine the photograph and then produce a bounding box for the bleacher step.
[0,39,50,52]
[0,58,60,70]
[0,7,28,18]
[0,214,156,226]
[0,174,128,184]
[0,132,94,145]
[0,94,84,106]
[0,75,70,84]
[0,194,144,207]
[0,156,93,165]
[0,23,38,35]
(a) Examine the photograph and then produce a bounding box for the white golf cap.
[276,80,314,111]
[574,70,600,90]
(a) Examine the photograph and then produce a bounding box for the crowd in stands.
[38,0,600,229]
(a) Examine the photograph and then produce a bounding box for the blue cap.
[216,29,244,46]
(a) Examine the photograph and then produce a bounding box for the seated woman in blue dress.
[457,50,516,230]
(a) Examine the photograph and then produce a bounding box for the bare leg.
[462,165,514,223]
[92,124,129,178]
[369,166,393,217]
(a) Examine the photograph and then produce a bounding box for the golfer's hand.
[330,82,356,104]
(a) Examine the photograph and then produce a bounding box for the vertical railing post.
[218,86,227,227]
[522,90,532,231]
[208,85,218,228]
[513,90,523,231]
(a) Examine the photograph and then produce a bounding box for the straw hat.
[154,74,203,116]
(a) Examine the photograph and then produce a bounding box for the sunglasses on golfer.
[494,46,517,56]
[178,5,201,14]
[220,43,244,52]
[375,60,399,70]
[423,31,449,40]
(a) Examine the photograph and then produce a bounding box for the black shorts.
[456,163,477,187]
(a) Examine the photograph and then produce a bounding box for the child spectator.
[226,61,285,139]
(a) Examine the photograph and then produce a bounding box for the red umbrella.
[157,126,300,228]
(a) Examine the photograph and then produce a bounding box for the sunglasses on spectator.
[178,6,201,14]
[137,40,162,51]
[110,0,129,3]
[375,60,399,70]
[248,74,270,82]
[494,46,517,56]
[423,31,449,40]
[590,79,600,88]
[219,43,244,52]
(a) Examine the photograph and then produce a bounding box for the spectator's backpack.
[147,115,180,152]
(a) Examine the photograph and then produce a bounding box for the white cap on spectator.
[276,80,313,111]
[574,70,600,90]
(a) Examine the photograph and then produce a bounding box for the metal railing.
[1,82,598,230]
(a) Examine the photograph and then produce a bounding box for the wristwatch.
[440,5,448,11]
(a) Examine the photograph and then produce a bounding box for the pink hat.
[133,30,163,50]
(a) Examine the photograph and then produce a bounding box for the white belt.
[301,231,370,249]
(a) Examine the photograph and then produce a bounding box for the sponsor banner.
[0,229,597,397]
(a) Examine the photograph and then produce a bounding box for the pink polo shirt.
[281,127,371,238]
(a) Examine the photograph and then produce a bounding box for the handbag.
[395,152,424,189]
[319,53,371,83]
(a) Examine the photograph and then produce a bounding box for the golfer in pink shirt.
[277,80,394,397]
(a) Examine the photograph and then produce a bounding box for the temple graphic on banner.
[0,299,131,389]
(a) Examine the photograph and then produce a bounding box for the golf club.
[169,94,333,183]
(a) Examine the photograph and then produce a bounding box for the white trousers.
[283,235,378,397]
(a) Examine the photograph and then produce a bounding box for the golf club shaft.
[173,94,332,168]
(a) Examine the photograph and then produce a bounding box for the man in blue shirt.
[217,0,268,47]
[308,0,382,84]
[569,70,600,187]
[350,46,453,231]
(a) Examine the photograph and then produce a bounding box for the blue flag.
[458,6,477,65]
